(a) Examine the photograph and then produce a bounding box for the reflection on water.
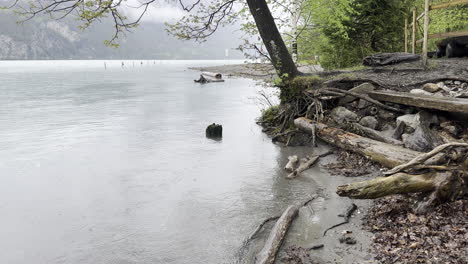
[0,60,320,264]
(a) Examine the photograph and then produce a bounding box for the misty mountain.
[0,11,245,60]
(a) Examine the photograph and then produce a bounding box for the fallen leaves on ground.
[365,196,468,264]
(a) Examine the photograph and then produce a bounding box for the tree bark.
[336,172,443,199]
[246,0,298,80]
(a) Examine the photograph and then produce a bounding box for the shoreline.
[192,62,376,263]
[192,59,468,263]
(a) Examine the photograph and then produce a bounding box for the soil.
[318,58,468,91]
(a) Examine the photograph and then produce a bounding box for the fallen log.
[255,205,300,264]
[284,155,299,172]
[369,90,468,114]
[287,151,332,179]
[287,156,319,179]
[383,142,468,175]
[201,71,222,79]
[337,172,441,199]
[337,169,467,213]
[294,117,424,168]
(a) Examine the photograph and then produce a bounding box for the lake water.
[0,60,320,264]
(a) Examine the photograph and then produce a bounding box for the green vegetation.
[260,105,280,124]
[280,75,323,103]
[297,0,467,70]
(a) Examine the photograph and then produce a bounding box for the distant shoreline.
[190,63,323,81]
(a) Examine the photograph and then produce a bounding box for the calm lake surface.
[0,60,319,264]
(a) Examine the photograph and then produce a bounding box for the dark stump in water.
[206,123,222,138]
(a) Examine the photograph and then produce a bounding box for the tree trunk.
[246,0,298,80]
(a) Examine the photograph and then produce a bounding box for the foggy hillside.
[0,11,245,60]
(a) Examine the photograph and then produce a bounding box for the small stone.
[454,81,461,85]
[461,83,468,89]
[422,83,440,93]
[437,82,445,88]
[359,116,378,129]
[331,106,358,123]
[410,89,432,96]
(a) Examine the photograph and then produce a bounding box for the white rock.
[410,89,432,96]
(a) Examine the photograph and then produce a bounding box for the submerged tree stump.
[206,123,223,138]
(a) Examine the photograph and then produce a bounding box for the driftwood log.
[255,205,300,264]
[336,169,467,213]
[369,90,468,114]
[287,151,332,179]
[284,155,299,172]
[294,117,425,168]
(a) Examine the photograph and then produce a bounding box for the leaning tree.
[4,0,298,79]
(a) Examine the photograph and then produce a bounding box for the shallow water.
[0,60,324,264]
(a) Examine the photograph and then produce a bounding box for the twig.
[307,244,324,250]
[384,142,468,175]
[323,203,357,236]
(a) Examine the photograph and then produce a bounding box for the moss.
[260,105,280,123]
[280,75,323,103]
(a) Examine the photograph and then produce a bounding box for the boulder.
[206,123,223,138]
[422,83,440,93]
[331,106,358,123]
[359,116,378,129]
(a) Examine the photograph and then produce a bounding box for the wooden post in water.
[422,0,430,66]
[404,18,409,53]
[412,8,417,54]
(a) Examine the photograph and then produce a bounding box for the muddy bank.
[237,144,377,264]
